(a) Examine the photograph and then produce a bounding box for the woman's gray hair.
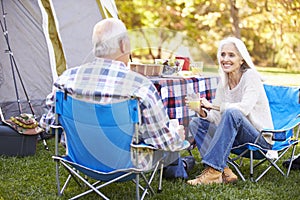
[92,18,128,58]
[216,37,262,86]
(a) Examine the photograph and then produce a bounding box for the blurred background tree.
[116,0,300,71]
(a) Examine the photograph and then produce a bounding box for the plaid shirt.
[42,58,187,151]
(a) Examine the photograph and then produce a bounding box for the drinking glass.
[190,61,203,76]
[186,93,200,111]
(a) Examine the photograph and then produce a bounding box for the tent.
[0,0,118,119]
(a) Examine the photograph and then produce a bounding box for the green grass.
[1,138,300,200]
[257,67,300,86]
[203,66,300,86]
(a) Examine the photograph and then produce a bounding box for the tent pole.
[96,0,108,19]
[0,1,21,114]
[0,0,49,150]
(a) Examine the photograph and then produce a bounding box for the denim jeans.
[189,108,272,172]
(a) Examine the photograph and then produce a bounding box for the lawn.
[0,70,299,199]
[0,137,300,200]
[204,66,300,86]
[257,67,300,86]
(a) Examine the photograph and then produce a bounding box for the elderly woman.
[186,37,274,185]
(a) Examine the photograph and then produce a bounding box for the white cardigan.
[205,69,274,144]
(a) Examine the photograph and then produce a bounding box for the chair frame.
[228,84,300,182]
[51,91,164,199]
[228,131,299,182]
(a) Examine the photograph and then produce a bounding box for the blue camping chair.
[51,91,165,199]
[228,84,300,182]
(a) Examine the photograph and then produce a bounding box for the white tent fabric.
[50,0,104,69]
[0,0,53,118]
[0,0,118,119]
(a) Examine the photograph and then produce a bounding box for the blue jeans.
[189,108,272,172]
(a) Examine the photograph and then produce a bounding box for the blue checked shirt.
[42,58,187,151]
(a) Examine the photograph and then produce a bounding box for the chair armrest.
[49,124,63,130]
[261,117,300,141]
[131,143,158,150]
[131,140,190,151]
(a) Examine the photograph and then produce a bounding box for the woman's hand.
[199,98,213,110]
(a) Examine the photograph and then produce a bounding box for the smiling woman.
[186,36,274,185]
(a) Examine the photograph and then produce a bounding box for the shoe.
[222,167,238,183]
[187,167,222,185]
[283,154,300,170]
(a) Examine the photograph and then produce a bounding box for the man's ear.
[119,38,127,53]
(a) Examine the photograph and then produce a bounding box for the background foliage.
[116,0,300,71]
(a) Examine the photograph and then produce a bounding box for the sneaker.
[187,167,222,185]
[222,167,238,183]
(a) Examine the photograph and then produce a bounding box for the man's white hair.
[216,36,262,86]
[92,18,128,57]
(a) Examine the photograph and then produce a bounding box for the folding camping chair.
[51,91,165,200]
[228,84,300,182]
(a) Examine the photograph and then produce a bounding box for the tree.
[116,0,300,70]
[229,0,240,38]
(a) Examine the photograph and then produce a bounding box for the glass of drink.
[186,93,200,111]
[190,61,203,76]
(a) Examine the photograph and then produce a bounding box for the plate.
[161,74,183,78]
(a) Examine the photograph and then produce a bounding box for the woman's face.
[220,43,244,74]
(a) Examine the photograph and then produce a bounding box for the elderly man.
[41,18,190,178]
